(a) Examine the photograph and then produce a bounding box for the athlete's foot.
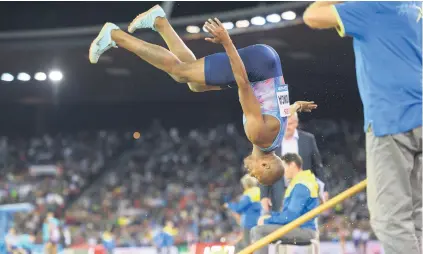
[128,4,166,33]
[89,22,120,64]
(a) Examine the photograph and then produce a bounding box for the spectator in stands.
[153,227,174,254]
[260,113,325,214]
[224,174,261,251]
[251,153,319,254]
[5,228,18,254]
[163,221,178,238]
[43,212,60,254]
[16,233,35,254]
[1,121,370,246]
[101,231,115,254]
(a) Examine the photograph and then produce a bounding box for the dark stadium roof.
[0,18,356,105]
[0,2,362,135]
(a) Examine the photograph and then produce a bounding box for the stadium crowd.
[0,119,371,248]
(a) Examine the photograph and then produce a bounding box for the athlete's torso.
[243,76,289,152]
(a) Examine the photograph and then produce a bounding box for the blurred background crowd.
[0,118,371,248]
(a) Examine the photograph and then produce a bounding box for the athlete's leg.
[111,29,200,82]
[128,5,220,92]
[154,17,215,92]
[155,17,196,63]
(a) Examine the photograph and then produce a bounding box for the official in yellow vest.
[250,153,319,254]
[224,174,261,251]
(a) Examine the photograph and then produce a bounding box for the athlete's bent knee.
[172,75,189,83]
[169,63,190,84]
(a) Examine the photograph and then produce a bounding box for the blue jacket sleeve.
[264,184,310,225]
[334,1,379,38]
[228,195,252,214]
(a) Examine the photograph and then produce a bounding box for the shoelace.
[94,38,117,58]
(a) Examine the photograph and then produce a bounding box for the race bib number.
[276,84,290,117]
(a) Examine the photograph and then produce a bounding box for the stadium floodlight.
[133,132,141,140]
[1,73,14,82]
[34,72,47,81]
[266,14,281,23]
[236,20,250,28]
[223,22,234,30]
[49,70,63,81]
[281,11,296,20]
[251,16,266,26]
[186,25,200,34]
[17,72,31,81]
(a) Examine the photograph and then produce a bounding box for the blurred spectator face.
[8,228,16,235]
[285,114,299,138]
[240,174,258,190]
[166,221,174,228]
[47,212,54,219]
[29,235,36,242]
[281,160,298,180]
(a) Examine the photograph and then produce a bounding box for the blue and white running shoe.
[89,22,120,64]
[128,5,166,33]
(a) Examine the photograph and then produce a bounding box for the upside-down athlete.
[89,5,317,185]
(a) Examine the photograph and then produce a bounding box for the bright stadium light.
[17,72,31,81]
[1,73,14,82]
[266,14,281,23]
[186,25,200,34]
[251,16,266,26]
[49,70,63,81]
[34,72,47,81]
[281,11,297,20]
[223,22,234,30]
[236,20,250,28]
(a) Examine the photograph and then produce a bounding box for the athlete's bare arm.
[290,101,317,115]
[204,18,265,143]
[303,1,344,29]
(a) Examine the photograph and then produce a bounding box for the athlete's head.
[244,153,284,185]
[285,113,299,139]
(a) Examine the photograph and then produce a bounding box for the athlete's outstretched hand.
[204,18,232,46]
[295,101,318,112]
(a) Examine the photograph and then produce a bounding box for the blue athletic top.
[243,77,289,152]
[333,1,422,136]
[204,44,287,151]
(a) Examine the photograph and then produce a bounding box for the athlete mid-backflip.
[89,5,317,185]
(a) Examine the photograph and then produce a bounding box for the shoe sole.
[89,23,113,64]
[128,4,162,33]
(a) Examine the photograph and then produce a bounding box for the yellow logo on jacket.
[243,186,261,202]
[285,170,319,198]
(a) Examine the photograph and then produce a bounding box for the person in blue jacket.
[5,228,19,254]
[224,174,261,251]
[102,230,115,254]
[16,233,35,254]
[303,2,422,253]
[250,153,319,254]
[153,227,174,254]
